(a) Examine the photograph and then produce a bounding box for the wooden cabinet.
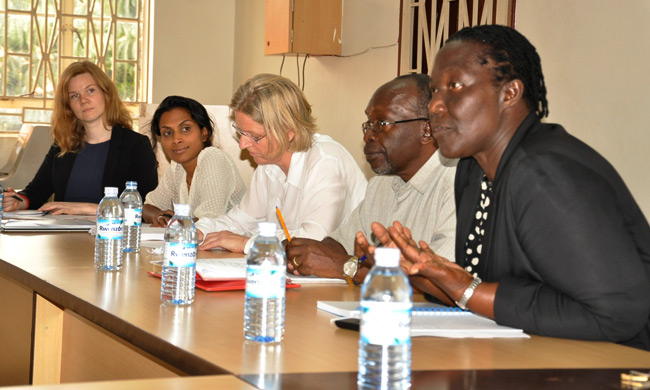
[265,0,343,55]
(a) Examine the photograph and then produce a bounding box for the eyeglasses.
[361,117,429,135]
[232,123,267,144]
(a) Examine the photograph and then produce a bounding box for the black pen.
[2,192,24,202]
[162,213,173,218]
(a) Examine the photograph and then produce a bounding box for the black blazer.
[455,113,650,350]
[20,125,158,209]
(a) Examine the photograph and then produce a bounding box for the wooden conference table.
[1,231,650,390]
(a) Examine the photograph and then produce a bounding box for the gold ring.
[292,257,300,267]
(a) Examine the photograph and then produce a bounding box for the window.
[399,0,516,75]
[0,0,150,131]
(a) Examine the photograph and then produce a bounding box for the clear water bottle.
[358,247,412,390]
[120,181,142,253]
[161,204,197,305]
[244,222,286,343]
[94,187,124,271]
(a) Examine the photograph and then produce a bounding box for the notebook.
[0,218,96,232]
[317,300,529,339]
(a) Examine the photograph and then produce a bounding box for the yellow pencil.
[275,206,291,242]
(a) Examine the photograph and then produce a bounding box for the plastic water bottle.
[161,204,197,305]
[120,181,142,252]
[244,222,286,343]
[0,191,4,221]
[358,247,412,390]
[94,187,124,271]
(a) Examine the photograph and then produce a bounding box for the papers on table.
[317,300,529,339]
[2,210,47,218]
[0,218,96,232]
[195,258,346,284]
[196,257,247,281]
[140,226,165,241]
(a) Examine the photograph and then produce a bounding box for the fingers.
[198,232,219,250]
[153,214,170,227]
[369,222,394,247]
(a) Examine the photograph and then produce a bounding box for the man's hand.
[285,237,348,278]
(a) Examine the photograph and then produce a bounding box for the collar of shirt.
[391,151,449,196]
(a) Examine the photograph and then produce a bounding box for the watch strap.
[455,276,482,310]
[344,256,359,286]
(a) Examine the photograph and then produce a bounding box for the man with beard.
[286,74,457,284]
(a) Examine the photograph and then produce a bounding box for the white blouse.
[144,147,246,220]
[195,134,367,253]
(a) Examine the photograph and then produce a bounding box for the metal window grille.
[399,0,516,75]
[0,0,150,131]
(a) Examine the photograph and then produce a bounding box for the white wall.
[516,0,650,218]
[151,0,236,105]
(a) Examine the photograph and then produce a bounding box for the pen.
[162,213,173,219]
[275,207,291,242]
[2,192,24,202]
[359,244,383,263]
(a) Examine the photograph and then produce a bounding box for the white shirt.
[195,134,367,253]
[144,147,247,219]
[331,152,458,261]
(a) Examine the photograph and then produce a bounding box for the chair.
[0,125,53,190]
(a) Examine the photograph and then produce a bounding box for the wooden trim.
[32,294,64,385]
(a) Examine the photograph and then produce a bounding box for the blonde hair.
[52,61,133,155]
[229,74,315,159]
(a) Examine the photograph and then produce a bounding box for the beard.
[370,155,395,175]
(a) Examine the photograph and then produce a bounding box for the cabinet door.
[293,0,342,55]
[265,0,342,55]
[265,0,292,55]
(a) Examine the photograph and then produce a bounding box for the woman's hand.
[198,231,248,253]
[39,202,98,215]
[149,211,173,227]
[370,221,474,307]
[2,188,27,212]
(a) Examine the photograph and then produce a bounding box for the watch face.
[343,258,358,277]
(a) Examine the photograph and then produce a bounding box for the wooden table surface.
[1,231,649,388]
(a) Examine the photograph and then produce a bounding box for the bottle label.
[124,208,142,226]
[97,218,124,240]
[360,301,412,345]
[163,242,197,267]
[245,265,286,299]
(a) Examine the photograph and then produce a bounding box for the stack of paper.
[317,300,529,339]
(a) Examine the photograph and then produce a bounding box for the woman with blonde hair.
[196,73,367,253]
[2,61,157,215]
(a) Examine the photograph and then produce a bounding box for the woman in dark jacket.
[367,25,650,350]
[2,61,157,215]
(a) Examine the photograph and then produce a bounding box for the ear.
[201,127,209,142]
[420,121,434,145]
[501,79,525,109]
[288,130,295,143]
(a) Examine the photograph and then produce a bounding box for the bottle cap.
[126,181,137,189]
[174,203,191,217]
[258,222,277,237]
[374,247,401,267]
[104,187,119,197]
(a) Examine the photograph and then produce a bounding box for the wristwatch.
[455,276,482,310]
[343,256,360,286]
